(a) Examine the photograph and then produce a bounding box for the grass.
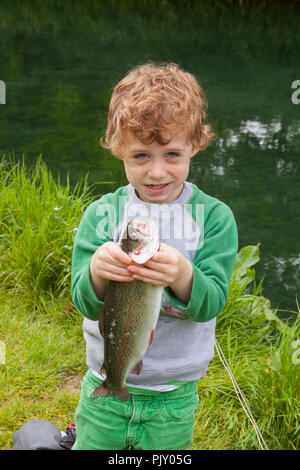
[0,291,85,449]
[0,154,93,305]
[193,247,300,450]
[0,155,299,450]
[193,282,300,450]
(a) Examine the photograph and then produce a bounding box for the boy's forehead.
[122,128,191,149]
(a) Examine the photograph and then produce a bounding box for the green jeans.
[72,369,199,450]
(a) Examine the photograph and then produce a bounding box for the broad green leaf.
[262,299,287,334]
[245,295,287,333]
[232,244,260,282]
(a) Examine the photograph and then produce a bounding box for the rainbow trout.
[93,217,162,402]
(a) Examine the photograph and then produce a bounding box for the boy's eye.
[135,153,148,159]
[166,152,179,158]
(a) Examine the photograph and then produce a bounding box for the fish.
[93,217,162,402]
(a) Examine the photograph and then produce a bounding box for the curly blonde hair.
[100,62,216,157]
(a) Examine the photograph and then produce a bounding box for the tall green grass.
[0,155,93,305]
[193,246,299,450]
[0,155,299,450]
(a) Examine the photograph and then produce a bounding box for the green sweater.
[71,182,238,387]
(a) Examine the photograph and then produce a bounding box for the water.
[0,1,299,313]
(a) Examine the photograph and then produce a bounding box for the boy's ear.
[191,146,200,158]
[113,149,124,160]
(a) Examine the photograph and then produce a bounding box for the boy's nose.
[147,160,166,180]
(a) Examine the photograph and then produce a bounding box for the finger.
[132,273,168,287]
[130,265,171,283]
[106,252,132,268]
[143,258,169,269]
[128,263,172,281]
[127,265,155,276]
[101,264,134,278]
[148,251,172,264]
[108,244,132,265]
[101,270,134,282]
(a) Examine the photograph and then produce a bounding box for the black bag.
[12,419,76,450]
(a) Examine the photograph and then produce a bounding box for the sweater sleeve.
[164,203,238,322]
[71,200,110,321]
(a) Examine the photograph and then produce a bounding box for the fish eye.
[130,232,138,240]
[128,225,138,240]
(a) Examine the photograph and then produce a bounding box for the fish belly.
[99,280,162,389]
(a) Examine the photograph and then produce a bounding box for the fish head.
[121,217,160,264]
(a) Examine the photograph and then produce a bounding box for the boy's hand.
[127,243,193,305]
[91,242,134,282]
[90,242,134,300]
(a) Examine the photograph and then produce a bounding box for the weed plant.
[193,247,299,450]
[0,155,93,305]
[0,156,299,450]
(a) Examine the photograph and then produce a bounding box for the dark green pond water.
[0,1,299,314]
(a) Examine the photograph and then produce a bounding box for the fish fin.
[93,384,106,398]
[99,312,105,338]
[93,382,130,402]
[131,359,143,375]
[115,387,131,402]
[149,329,155,347]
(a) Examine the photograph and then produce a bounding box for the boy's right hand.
[89,242,134,299]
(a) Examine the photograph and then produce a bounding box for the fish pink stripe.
[117,285,136,379]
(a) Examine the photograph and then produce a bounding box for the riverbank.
[0,156,299,449]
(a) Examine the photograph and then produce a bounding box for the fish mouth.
[129,217,160,264]
[129,219,150,239]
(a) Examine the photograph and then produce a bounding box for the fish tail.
[93,381,130,402]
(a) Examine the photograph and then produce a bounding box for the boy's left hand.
[127,242,193,305]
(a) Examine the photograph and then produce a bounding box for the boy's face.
[119,130,199,204]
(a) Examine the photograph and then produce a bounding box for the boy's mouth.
[145,183,169,193]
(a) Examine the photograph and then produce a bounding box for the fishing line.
[214,339,269,451]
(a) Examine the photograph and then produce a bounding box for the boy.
[71,63,238,450]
